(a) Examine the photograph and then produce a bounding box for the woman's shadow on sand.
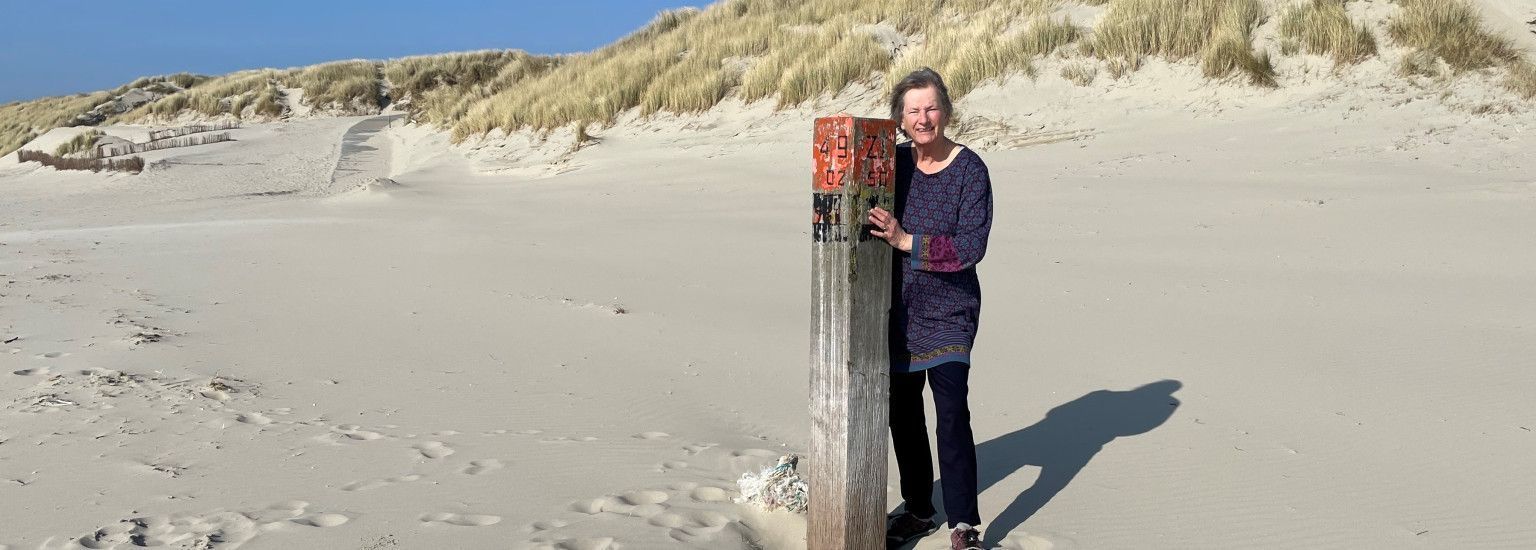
[889,379,1183,548]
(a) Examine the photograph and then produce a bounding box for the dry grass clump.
[55,129,104,156]
[1201,32,1277,86]
[1061,62,1098,86]
[885,10,1082,97]
[1279,0,1377,64]
[286,60,383,112]
[1507,61,1536,99]
[116,73,205,96]
[16,149,144,173]
[385,51,525,100]
[1087,0,1276,87]
[1389,0,1536,99]
[1397,49,1443,77]
[251,81,285,118]
[1388,0,1520,71]
[452,7,723,137]
[740,24,893,108]
[1105,56,1142,79]
[385,50,559,125]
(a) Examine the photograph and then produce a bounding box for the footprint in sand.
[341,474,423,492]
[731,448,779,459]
[631,431,671,440]
[648,512,688,528]
[79,500,346,548]
[569,496,622,515]
[331,424,385,441]
[620,491,669,519]
[681,442,717,455]
[620,490,669,506]
[541,537,618,550]
[667,510,739,544]
[235,412,273,426]
[293,513,351,527]
[79,523,135,549]
[522,519,569,534]
[540,435,599,443]
[419,512,501,526]
[11,367,50,376]
[461,459,504,475]
[243,500,312,522]
[568,491,673,519]
[656,460,688,472]
[730,448,781,470]
[690,486,732,503]
[413,441,455,459]
[35,351,66,359]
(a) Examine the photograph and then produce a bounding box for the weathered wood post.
[809,115,898,549]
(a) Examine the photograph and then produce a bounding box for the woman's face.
[900,86,947,146]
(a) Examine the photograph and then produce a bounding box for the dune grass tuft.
[886,11,1080,98]
[1389,0,1536,101]
[1397,49,1443,77]
[1506,61,1536,99]
[1388,0,1520,72]
[1087,0,1276,87]
[1061,62,1099,86]
[1279,0,1377,65]
[55,129,104,156]
[286,60,384,113]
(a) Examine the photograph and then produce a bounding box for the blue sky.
[0,0,699,104]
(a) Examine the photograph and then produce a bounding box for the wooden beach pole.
[808,115,898,549]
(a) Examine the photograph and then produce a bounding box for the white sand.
[4,26,1536,550]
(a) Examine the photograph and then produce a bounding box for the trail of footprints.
[69,500,350,550]
[7,362,780,546]
[516,441,794,549]
[524,480,751,549]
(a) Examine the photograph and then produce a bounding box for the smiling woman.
[867,67,995,550]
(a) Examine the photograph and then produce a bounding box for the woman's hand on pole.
[867,207,913,252]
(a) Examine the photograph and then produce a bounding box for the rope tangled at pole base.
[735,455,809,513]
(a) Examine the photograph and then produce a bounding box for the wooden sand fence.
[146,121,239,141]
[16,150,144,173]
[99,132,233,158]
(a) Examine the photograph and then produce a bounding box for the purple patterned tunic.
[889,143,994,373]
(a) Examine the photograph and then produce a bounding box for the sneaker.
[885,512,938,547]
[950,522,984,550]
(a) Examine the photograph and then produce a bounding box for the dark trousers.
[890,361,980,527]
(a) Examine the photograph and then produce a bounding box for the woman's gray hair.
[889,67,954,126]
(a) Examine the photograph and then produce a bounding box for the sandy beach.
[4,2,1536,546]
